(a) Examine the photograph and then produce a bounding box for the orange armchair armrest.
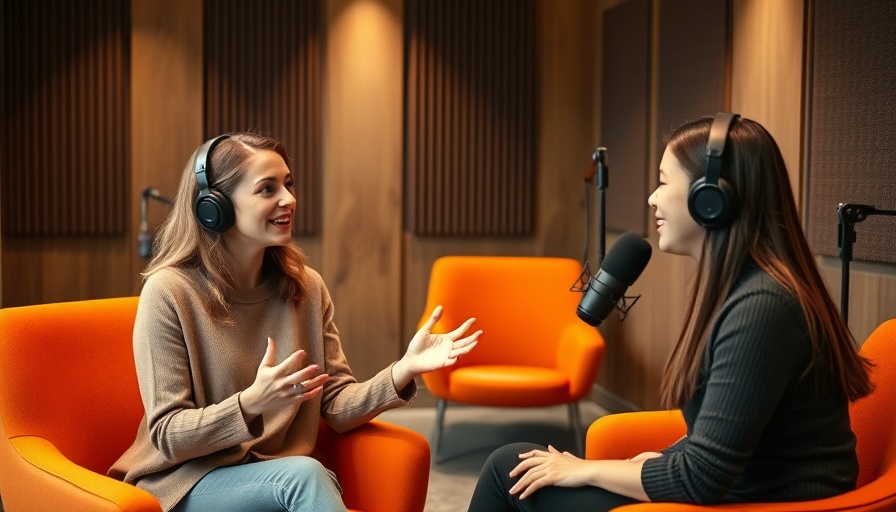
[3,436,161,511]
[314,420,430,512]
[586,410,686,461]
[586,411,896,511]
[612,473,896,511]
[556,322,605,400]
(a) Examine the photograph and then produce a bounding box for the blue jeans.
[171,456,347,512]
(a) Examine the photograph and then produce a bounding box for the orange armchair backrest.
[0,297,143,475]
[850,318,896,488]
[421,256,586,368]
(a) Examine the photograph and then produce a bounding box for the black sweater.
[641,268,858,503]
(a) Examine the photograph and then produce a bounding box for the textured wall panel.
[806,0,896,264]
[601,0,651,235]
[656,0,729,157]
[405,0,536,236]
[1,0,130,236]
[204,0,322,235]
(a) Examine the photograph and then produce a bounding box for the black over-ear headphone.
[688,112,740,228]
[194,134,235,233]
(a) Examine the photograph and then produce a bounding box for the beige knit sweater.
[108,266,415,511]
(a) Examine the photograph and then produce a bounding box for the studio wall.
[1,0,894,410]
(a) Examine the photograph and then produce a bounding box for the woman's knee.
[276,456,329,476]
[267,456,337,488]
[269,457,345,511]
[484,442,545,474]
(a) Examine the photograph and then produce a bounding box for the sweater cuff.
[641,455,680,502]
[387,361,418,403]
[220,393,263,443]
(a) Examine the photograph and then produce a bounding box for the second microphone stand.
[583,148,608,266]
[837,202,896,325]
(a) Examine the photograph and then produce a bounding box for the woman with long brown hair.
[109,132,481,512]
[467,114,873,511]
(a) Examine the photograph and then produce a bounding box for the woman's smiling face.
[648,148,704,259]
[224,149,297,253]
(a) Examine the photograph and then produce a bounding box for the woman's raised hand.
[392,306,481,389]
[239,337,329,421]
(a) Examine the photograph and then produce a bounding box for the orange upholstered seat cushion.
[449,365,570,406]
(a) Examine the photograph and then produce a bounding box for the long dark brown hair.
[144,132,307,320]
[659,116,873,408]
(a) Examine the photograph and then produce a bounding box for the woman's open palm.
[403,305,481,375]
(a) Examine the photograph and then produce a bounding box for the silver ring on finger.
[294,383,305,396]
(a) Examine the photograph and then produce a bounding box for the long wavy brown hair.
[659,116,873,408]
[144,132,307,320]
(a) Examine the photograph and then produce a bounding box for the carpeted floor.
[378,400,609,512]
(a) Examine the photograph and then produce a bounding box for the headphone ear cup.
[688,177,736,228]
[194,189,235,233]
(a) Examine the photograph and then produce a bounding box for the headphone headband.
[687,112,740,228]
[704,112,739,187]
[194,134,231,193]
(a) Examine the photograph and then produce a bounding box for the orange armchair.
[0,298,430,512]
[419,256,605,458]
[586,319,896,511]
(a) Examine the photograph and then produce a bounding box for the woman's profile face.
[647,148,704,259]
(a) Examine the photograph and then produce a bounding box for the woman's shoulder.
[298,264,331,303]
[141,266,206,301]
[721,267,805,331]
[731,267,796,306]
[144,266,196,288]
[300,264,324,286]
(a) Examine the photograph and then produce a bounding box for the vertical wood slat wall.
[204,0,322,235]
[405,0,536,236]
[1,0,130,236]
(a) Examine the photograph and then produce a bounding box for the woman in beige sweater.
[109,133,481,512]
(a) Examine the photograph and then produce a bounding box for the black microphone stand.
[595,148,608,266]
[837,203,896,324]
[140,188,173,259]
[573,148,640,321]
[582,148,608,265]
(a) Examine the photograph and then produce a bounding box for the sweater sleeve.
[641,287,809,503]
[134,273,258,464]
[312,276,416,433]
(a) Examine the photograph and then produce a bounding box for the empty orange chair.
[585,319,896,511]
[0,297,430,512]
[419,256,605,458]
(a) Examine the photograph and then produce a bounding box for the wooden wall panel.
[130,0,204,292]
[405,0,536,236]
[204,0,322,235]
[534,0,595,259]
[2,0,130,236]
[323,0,403,381]
[819,261,896,347]
[730,0,803,208]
